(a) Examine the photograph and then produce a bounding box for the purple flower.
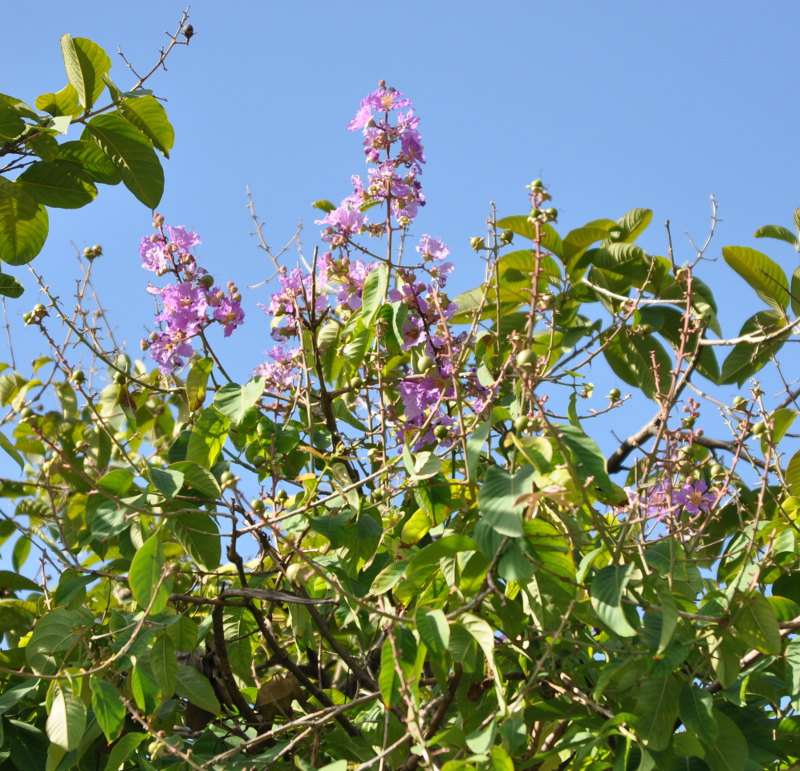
[398,377,442,422]
[417,235,450,262]
[347,86,413,131]
[158,282,208,334]
[213,297,245,337]
[166,225,201,253]
[316,203,367,244]
[674,480,715,515]
[148,331,195,375]
[255,346,300,393]
[140,238,169,273]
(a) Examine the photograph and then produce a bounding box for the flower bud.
[470,236,485,252]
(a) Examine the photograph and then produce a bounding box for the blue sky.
[1,1,798,442]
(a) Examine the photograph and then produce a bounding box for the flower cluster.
[317,83,426,245]
[633,478,716,524]
[140,218,245,374]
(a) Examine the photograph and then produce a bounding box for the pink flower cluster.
[140,218,245,374]
[636,478,716,522]
[317,83,426,245]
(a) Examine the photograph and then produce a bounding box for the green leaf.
[0,430,22,469]
[57,140,121,185]
[462,612,505,710]
[416,608,450,667]
[478,465,534,537]
[149,632,177,698]
[590,563,638,637]
[46,685,86,751]
[496,215,563,257]
[614,208,652,242]
[186,406,230,469]
[466,419,492,479]
[26,609,87,675]
[311,199,336,213]
[0,680,40,714]
[60,35,111,110]
[90,679,125,741]
[213,378,264,424]
[733,593,781,655]
[86,495,126,541]
[633,675,680,750]
[400,508,431,544]
[105,732,147,770]
[785,638,800,710]
[130,657,161,714]
[0,570,40,593]
[0,274,24,298]
[148,467,184,500]
[25,132,59,162]
[0,176,49,266]
[12,535,31,572]
[679,685,718,745]
[168,461,220,498]
[16,160,97,209]
[719,310,786,386]
[223,607,257,680]
[172,513,220,570]
[791,266,800,318]
[35,84,80,117]
[82,113,164,208]
[174,663,221,715]
[117,95,174,157]
[129,534,169,614]
[379,636,400,707]
[185,357,213,411]
[554,423,617,502]
[562,226,615,260]
[722,245,789,312]
[361,263,388,325]
[0,106,24,142]
[655,581,678,656]
[604,328,673,401]
[703,710,748,771]
[754,223,798,247]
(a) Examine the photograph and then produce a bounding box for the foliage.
[0,13,189,297]
[1,36,800,771]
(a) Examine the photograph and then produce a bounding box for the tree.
[0,48,799,771]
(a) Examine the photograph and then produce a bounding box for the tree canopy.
[1,16,800,771]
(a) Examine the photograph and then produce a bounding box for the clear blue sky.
[1,0,798,434]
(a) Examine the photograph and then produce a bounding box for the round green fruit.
[516,349,535,368]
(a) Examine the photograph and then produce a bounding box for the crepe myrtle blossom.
[320,84,426,242]
[140,222,245,374]
[255,346,301,394]
[674,479,716,515]
[264,261,329,341]
[629,478,716,522]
